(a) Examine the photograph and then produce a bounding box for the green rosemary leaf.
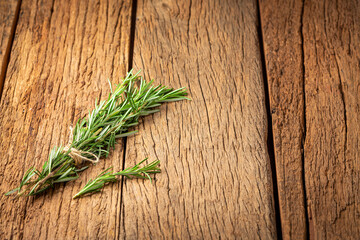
[53,176,79,183]
[5,188,20,196]
[19,166,35,190]
[115,130,138,138]
[75,166,89,172]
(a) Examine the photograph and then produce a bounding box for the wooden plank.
[303,0,360,238]
[259,0,307,239]
[0,0,20,97]
[260,0,360,238]
[0,0,132,239]
[120,0,277,239]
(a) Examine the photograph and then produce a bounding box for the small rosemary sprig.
[73,158,160,199]
[6,70,188,198]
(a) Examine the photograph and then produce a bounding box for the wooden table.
[0,0,359,239]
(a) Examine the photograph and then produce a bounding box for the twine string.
[63,126,99,166]
[63,146,99,166]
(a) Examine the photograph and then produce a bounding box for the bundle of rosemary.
[6,70,188,198]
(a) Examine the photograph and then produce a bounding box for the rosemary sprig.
[73,158,160,199]
[6,70,188,197]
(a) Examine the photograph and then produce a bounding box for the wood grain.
[0,0,132,238]
[0,0,20,97]
[303,0,360,238]
[260,0,360,238]
[259,0,307,239]
[120,0,277,239]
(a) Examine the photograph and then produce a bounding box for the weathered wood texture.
[120,0,277,239]
[259,0,307,239]
[0,0,19,96]
[0,0,132,239]
[260,0,360,239]
[303,0,360,238]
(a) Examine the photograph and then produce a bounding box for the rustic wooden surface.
[259,0,307,239]
[0,0,19,96]
[121,0,276,239]
[303,0,360,238]
[0,0,132,239]
[1,0,360,239]
[260,0,360,239]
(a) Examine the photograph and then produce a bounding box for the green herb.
[6,70,188,198]
[73,158,160,199]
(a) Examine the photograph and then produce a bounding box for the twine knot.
[64,126,99,166]
[63,146,99,166]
